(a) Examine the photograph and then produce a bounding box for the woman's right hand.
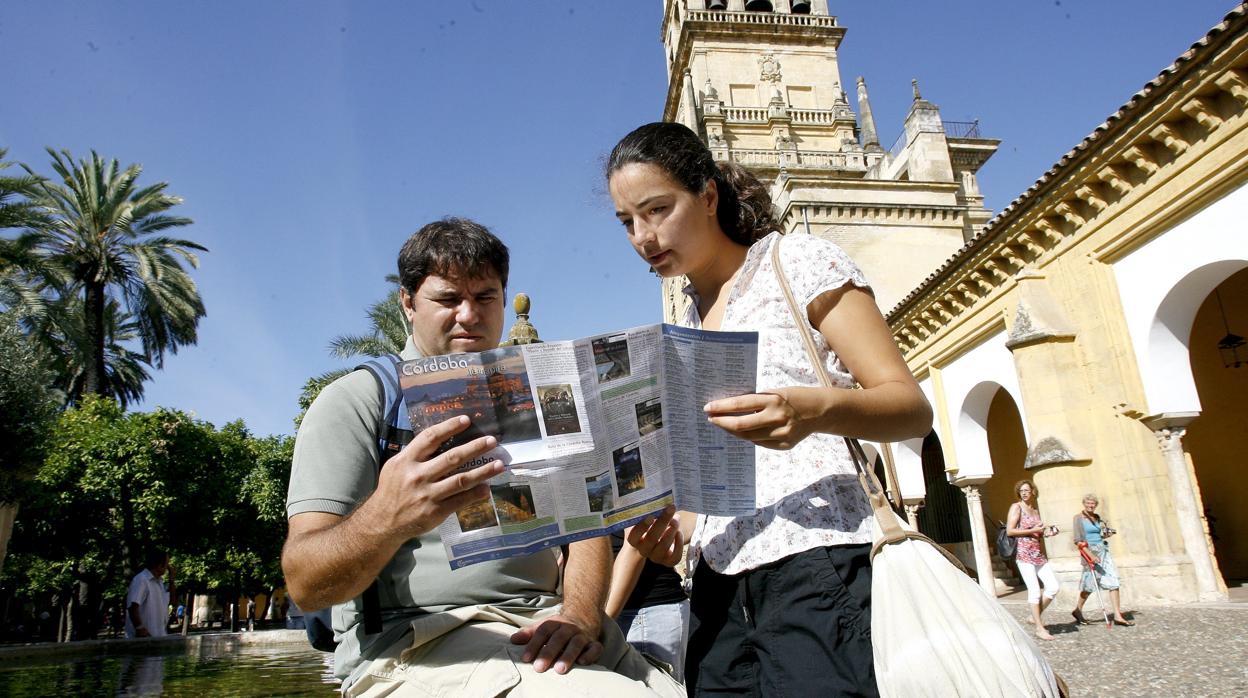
[625,505,684,567]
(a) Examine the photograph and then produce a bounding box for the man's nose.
[455,300,482,325]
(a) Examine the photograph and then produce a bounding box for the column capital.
[960,484,982,501]
[1142,411,1199,447]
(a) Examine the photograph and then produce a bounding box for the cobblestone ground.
[1000,602,1248,697]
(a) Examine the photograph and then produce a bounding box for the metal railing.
[944,120,982,139]
[686,9,838,28]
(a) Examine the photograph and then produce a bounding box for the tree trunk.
[0,503,17,574]
[82,281,107,398]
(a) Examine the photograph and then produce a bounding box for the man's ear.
[399,287,416,320]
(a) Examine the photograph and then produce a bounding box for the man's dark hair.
[397,217,510,293]
[143,548,167,570]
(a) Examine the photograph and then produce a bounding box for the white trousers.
[1016,560,1060,605]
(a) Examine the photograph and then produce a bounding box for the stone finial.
[704,78,718,100]
[912,79,922,101]
[501,292,541,346]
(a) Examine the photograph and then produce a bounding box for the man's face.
[402,271,505,356]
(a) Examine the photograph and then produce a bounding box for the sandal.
[1112,617,1135,627]
[1071,609,1091,625]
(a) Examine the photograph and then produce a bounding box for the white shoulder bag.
[769,237,1065,698]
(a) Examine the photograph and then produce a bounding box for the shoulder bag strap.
[768,238,965,570]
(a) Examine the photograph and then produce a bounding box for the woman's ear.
[703,177,719,217]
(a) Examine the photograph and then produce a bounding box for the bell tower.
[658,0,998,317]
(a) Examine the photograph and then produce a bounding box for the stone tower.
[658,0,999,317]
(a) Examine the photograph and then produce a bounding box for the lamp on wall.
[1214,289,1245,368]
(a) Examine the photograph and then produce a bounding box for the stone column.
[961,484,997,596]
[1145,414,1226,602]
[903,501,923,529]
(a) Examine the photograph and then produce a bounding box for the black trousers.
[686,544,878,697]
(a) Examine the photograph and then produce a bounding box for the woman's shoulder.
[771,233,869,298]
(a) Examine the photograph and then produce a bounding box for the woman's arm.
[704,286,932,448]
[605,529,646,619]
[1072,514,1086,545]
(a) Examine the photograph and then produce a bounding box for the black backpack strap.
[353,354,416,635]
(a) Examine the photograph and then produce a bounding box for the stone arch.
[1142,260,1248,414]
[953,380,1029,481]
[1113,179,1248,416]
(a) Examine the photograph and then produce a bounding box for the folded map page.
[404,323,758,568]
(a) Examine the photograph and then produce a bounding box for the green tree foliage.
[0,311,62,503]
[2,398,293,639]
[23,149,206,403]
[0,148,57,318]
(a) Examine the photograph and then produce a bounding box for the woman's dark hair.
[606,122,780,245]
[397,217,509,293]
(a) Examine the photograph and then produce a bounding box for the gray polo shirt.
[287,336,560,681]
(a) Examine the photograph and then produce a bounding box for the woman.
[608,122,932,696]
[1007,479,1061,640]
[1071,493,1134,626]
[606,527,690,682]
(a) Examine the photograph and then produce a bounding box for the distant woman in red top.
[1007,479,1061,640]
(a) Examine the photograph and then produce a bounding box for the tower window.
[791,1,812,14]
[744,1,773,11]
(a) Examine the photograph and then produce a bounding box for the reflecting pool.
[0,640,337,697]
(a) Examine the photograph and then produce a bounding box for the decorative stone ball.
[514,293,530,316]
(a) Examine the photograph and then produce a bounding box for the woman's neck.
[686,239,750,301]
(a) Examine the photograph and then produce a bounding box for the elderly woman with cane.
[1071,493,1134,626]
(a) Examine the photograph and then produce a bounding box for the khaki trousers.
[347,604,685,697]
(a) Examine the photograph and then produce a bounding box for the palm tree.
[0,148,57,316]
[27,149,205,400]
[328,274,407,360]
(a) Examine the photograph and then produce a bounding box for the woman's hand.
[703,387,829,450]
[625,506,684,567]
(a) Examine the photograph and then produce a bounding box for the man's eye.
[649,206,666,215]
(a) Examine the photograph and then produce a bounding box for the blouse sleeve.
[1072,514,1086,544]
[776,233,872,310]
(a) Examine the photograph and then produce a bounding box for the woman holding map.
[606,122,932,696]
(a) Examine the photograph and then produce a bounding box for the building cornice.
[887,4,1248,359]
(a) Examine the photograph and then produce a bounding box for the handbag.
[996,519,1018,560]
[769,237,1064,698]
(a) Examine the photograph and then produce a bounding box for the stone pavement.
[999,598,1248,697]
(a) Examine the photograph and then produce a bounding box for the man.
[282,218,681,696]
[125,549,174,639]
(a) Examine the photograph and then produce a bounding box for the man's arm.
[127,602,149,637]
[282,416,504,610]
[510,536,610,674]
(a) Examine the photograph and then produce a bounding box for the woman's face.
[1083,498,1098,513]
[609,162,721,278]
[1018,484,1034,503]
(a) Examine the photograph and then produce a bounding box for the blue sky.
[1,1,1236,437]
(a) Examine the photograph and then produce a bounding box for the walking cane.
[1076,542,1112,629]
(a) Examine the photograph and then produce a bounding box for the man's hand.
[282,414,505,610]
[625,505,684,567]
[510,612,603,674]
[365,415,505,542]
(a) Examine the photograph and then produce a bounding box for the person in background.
[125,549,175,639]
[606,526,691,682]
[1071,493,1134,626]
[609,121,932,696]
[1007,480,1061,640]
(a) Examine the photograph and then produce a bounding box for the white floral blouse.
[683,231,875,575]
